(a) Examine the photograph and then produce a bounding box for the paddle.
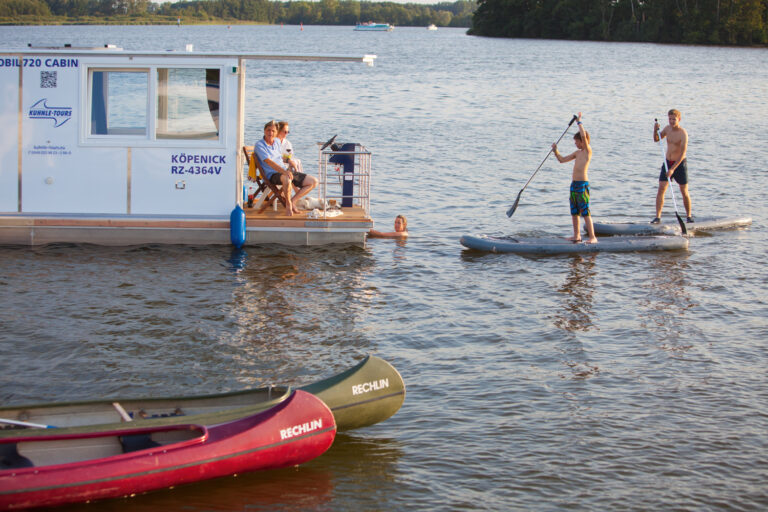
[507,115,578,217]
[655,119,688,235]
[0,418,55,429]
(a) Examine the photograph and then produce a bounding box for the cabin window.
[89,70,148,136]
[156,68,219,140]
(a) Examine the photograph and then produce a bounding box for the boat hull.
[0,390,335,510]
[354,24,393,31]
[302,355,406,431]
[0,355,405,437]
[460,235,689,254]
[0,213,371,247]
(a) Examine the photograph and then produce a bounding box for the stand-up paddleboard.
[592,216,752,236]
[460,235,688,255]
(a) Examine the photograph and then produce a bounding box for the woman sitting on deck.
[277,121,304,175]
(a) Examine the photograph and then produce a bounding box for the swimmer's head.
[395,215,407,232]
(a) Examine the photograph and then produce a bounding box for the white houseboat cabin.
[0,46,376,247]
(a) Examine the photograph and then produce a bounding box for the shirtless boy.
[652,109,692,223]
[552,112,597,244]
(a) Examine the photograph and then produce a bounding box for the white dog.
[295,196,329,211]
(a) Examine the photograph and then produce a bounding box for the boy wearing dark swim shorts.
[652,109,693,224]
[552,112,597,244]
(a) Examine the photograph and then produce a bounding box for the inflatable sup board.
[592,216,752,236]
[460,235,688,255]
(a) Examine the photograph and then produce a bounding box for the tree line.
[468,0,768,45]
[1,0,476,28]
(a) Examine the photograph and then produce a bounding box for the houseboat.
[0,45,376,247]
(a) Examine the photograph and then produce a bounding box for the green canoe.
[0,355,405,437]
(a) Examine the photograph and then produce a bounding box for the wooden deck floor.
[244,205,371,226]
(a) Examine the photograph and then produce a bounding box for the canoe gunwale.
[1,355,406,436]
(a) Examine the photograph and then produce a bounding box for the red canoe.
[0,390,335,510]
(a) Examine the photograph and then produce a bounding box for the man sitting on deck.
[254,120,317,216]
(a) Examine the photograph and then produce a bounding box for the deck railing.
[317,143,371,216]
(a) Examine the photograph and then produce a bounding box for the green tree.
[0,0,52,16]
[725,0,765,43]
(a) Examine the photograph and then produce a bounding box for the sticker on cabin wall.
[170,153,227,175]
[27,144,71,157]
[28,98,72,128]
[40,71,57,88]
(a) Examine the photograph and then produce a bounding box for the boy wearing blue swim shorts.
[552,112,597,244]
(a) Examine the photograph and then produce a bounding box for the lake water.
[1,25,767,511]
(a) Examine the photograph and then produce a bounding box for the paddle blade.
[676,212,688,235]
[506,191,523,217]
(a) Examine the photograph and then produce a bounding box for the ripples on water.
[1,25,767,511]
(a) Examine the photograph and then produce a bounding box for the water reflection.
[49,465,334,512]
[639,252,696,352]
[226,247,248,272]
[392,238,409,261]
[553,254,597,333]
[220,246,379,387]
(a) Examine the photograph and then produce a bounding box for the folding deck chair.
[242,146,288,213]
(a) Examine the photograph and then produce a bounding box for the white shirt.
[279,138,294,157]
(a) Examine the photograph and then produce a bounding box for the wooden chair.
[242,146,286,213]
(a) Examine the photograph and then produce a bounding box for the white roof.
[0,46,376,66]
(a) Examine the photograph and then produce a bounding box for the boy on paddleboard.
[651,109,693,224]
[552,112,597,244]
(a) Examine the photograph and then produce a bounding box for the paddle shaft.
[655,119,687,235]
[0,417,55,429]
[507,115,578,217]
[113,402,133,422]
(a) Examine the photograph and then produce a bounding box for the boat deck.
[0,206,372,247]
[242,204,372,245]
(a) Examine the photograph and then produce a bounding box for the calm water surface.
[1,25,767,511]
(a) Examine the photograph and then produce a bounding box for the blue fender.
[230,204,246,248]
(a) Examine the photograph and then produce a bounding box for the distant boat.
[427,24,438,30]
[354,22,394,31]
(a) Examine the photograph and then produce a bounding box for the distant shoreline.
[0,17,270,26]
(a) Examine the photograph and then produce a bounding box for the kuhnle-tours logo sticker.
[28,99,72,127]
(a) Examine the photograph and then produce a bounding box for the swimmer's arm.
[368,230,408,239]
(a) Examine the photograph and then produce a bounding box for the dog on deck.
[294,196,329,211]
